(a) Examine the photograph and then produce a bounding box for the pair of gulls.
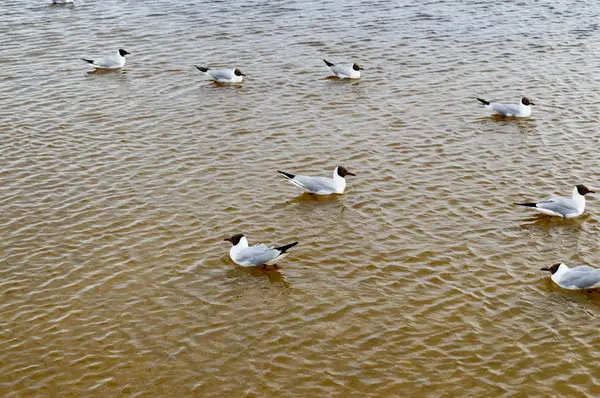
[518,184,600,290]
[224,166,355,267]
[195,59,363,83]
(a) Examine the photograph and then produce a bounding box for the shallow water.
[3,0,600,396]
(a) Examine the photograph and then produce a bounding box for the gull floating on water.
[52,0,73,4]
[194,66,246,83]
[277,166,355,195]
[515,184,595,218]
[477,96,535,117]
[82,49,130,69]
[224,234,298,267]
[541,263,600,290]
[323,59,363,79]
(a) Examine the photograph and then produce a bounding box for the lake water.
[3,0,600,396]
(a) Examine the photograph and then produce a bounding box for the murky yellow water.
[3,0,600,396]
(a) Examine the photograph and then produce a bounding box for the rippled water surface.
[4,0,600,396]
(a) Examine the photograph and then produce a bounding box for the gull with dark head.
[224,234,298,267]
[82,49,130,69]
[541,263,600,290]
[194,65,246,83]
[323,59,363,79]
[277,166,356,195]
[477,96,535,117]
[515,184,595,218]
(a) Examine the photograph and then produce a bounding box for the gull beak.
[224,237,232,243]
[589,190,596,194]
[347,172,356,176]
[359,67,364,70]
[530,102,535,105]
[540,267,550,272]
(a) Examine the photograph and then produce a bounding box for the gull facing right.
[323,59,363,79]
[277,166,356,195]
[477,96,535,117]
[194,66,246,83]
[82,49,130,69]
[541,263,600,290]
[515,184,595,218]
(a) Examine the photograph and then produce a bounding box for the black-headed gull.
[224,234,298,267]
[323,59,363,79]
[515,184,595,218]
[477,97,535,117]
[541,263,600,290]
[194,66,246,83]
[82,49,130,69]
[277,166,356,195]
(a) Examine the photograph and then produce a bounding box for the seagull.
[194,66,245,83]
[224,234,298,267]
[541,263,600,290]
[52,0,74,4]
[323,59,363,79]
[277,166,356,195]
[477,96,535,117]
[515,184,595,218]
[82,49,130,69]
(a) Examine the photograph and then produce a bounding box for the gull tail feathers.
[323,59,334,67]
[194,65,209,73]
[477,98,490,106]
[277,170,295,180]
[275,241,298,253]
[515,202,537,207]
[81,58,94,64]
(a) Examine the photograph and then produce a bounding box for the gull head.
[576,184,595,196]
[521,97,534,106]
[234,68,246,77]
[119,49,131,57]
[352,63,364,71]
[224,233,245,246]
[337,166,356,178]
[540,263,563,274]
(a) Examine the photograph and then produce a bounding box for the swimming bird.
[82,49,130,69]
[477,96,535,117]
[323,59,363,79]
[514,184,595,218]
[194,66,245,83]
[277,166,356,195]
[224,234,298,267]
[52,0,74,4]
[541,263,600,290]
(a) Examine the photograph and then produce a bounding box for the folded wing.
[236,244,281,266]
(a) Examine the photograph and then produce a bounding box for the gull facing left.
[224,234,298,267]
[541,263,600,290]
[515,184,595,218]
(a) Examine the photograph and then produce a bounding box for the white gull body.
[323,59,362,79]
[277,166,355,195]
[225,234,298,267]
[542,263,600,290]
[515,185,594,218]
[194,66,245,83]
[477,97,534,117]
[82,49,129,69]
